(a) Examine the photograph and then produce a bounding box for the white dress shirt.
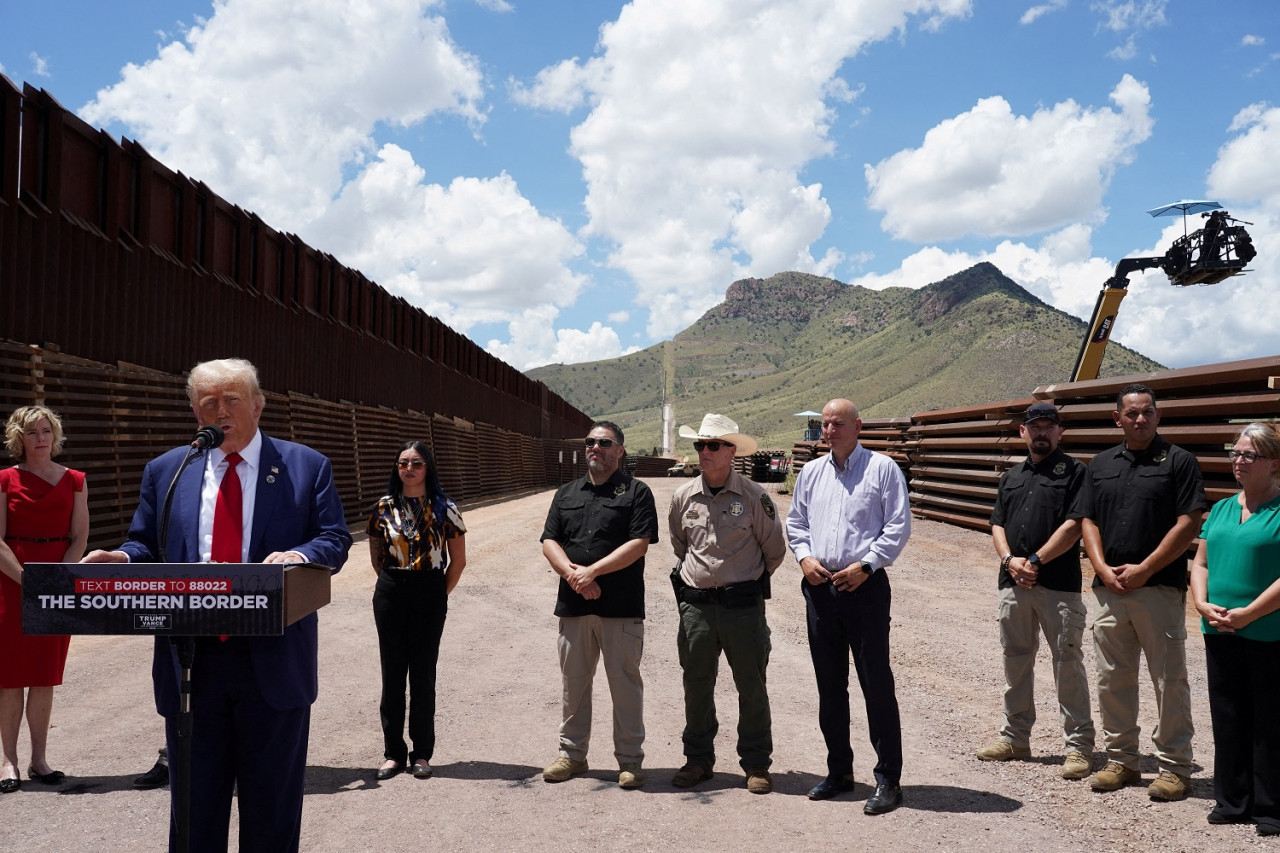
[198,429,262,563]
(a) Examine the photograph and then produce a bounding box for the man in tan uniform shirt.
[667,414,786,794]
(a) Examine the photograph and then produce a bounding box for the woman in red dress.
[0,406,88,792]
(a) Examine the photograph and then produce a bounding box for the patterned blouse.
[366,494,466,572]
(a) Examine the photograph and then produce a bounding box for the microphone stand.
[158,436,215,853]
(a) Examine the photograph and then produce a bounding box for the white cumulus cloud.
[521,0,973,339]
[81,0,485,230]
[487,306,633,370]
[864,75,1153,242]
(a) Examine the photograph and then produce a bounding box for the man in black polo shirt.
[1081,384,1207,801]
[977,402,1095,780]
[539,421,659,789]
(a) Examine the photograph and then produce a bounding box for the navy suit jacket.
[119,433,352,714]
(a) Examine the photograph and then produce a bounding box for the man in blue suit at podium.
[83,357,351,853]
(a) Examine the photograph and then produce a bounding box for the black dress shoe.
[27,767,66,785]
[133,761,169,789]
[376,762,403,781]
[863,782,903,815]
[808,774,855,801]
[0,778,19,793]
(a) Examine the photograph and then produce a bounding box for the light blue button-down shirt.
[786,443,911,572]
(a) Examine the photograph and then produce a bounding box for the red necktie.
[211,452,243,564]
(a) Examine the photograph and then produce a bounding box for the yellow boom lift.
[1071,202,1257,382]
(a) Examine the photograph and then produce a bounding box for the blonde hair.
[186,358,264,406]
[1236,422,1280,485]
[5,405,66,460]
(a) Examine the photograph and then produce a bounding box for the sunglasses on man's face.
[693,440,729,452]
[584,437,616,448]
[397,459,426,469]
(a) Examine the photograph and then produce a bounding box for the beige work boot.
[1061,750,1092,780]
[618,763,645,789]
[542,756,588,783]
[975,740,1031,761]
[1089,761,1139,792]
[1148,769,1191,801]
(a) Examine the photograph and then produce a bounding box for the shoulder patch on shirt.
[760,494,776,520]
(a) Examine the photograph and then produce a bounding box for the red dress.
[0,466,82,688]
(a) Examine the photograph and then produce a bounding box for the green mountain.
[527,264,1163,452]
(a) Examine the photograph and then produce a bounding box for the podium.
[21,561,331,636]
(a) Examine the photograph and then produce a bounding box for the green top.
[1200,493,1280,641]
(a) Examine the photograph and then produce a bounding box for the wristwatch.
[1028,553,1041,567]
[859,560,874,575]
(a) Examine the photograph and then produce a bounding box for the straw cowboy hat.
[678,413,759,456]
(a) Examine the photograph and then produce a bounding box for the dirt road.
[4,478,1266,851]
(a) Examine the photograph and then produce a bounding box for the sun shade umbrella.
[1147,200,1222,237]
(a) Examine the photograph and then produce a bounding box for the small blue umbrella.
[1146,199,1222,217]
[1146,199,1222,237]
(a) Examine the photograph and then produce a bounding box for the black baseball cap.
[1024,402,1061,424]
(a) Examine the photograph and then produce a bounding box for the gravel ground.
[4,477,1270,851]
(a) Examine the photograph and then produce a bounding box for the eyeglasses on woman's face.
[397,459,426,470]
[584,437,616,448]
[1227,449,1262,463]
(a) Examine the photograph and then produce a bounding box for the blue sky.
[3,1,1278,371]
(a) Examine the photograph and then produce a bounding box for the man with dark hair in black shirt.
[1081,384,1207,801]
[539,421,659,789]
[978,402,1095,780]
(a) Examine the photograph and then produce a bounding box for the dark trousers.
[1204,632,1280,831]
[373,569,448,765]
[165,639,310,853]
[803,570,902,786]
[676,598,773,770]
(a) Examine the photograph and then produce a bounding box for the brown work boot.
[975,740,1031,762]
[672,763,713,788]
[1061,750,1092,780]
[1148,769,1191,801]
[1089,761,1139,792]
[542,756,588,783]
[745,768,773,794]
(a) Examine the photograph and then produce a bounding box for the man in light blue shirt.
[786,398,910,814]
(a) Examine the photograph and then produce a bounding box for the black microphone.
[190,425,225,451]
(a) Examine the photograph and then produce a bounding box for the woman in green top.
[1191,422,1280,837]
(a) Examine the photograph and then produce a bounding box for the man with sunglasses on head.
[539,421,658,789]
[786,398,910,814]
[668,414,786,794]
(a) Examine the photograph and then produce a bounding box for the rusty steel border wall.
[0,78,590,444]
[0,340,597,548]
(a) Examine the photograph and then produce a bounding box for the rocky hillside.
[527,264,1163,452]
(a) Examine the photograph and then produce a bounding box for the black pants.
[803,570,902,786]
[1205,632,1280,831]
[372,569,448,765]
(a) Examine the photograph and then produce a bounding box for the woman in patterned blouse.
[366,440,466,781]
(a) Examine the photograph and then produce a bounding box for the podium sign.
[21,562,331,636]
